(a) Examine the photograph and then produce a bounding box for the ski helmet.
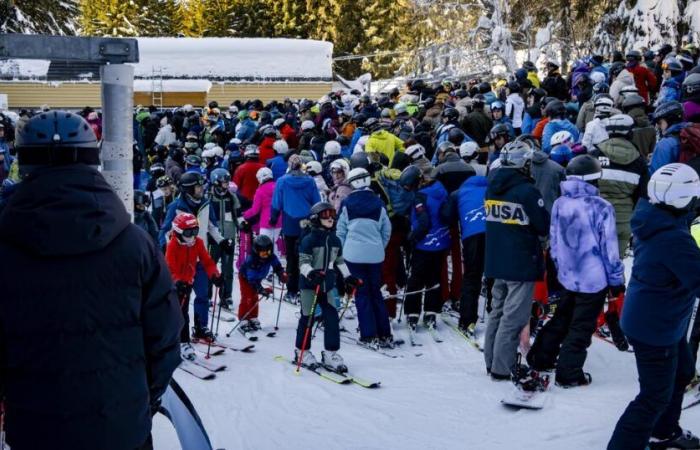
[252,234,274,257]
[472,94,486,109]
[156,175,174,189]
[593,94,614,117]
[399,164,422,191]
[273,118,285,129]
[347,167,371,190]
[648,163,700,210]
[179,171,206,203]
[682,73,700,102]
[550,144,573,166]
[185,154,202,168]
[653,101,684,124]
[394,103,408,115]
[210,167,231,192]
[405,144,426,161]
[301,120,316,131]
[244,144,259,159]
[592,82,610,95]
[605,114,635,138]
[256,167,273,184]
[309,201,337,228]
[442,108,459,121]
[626,50,642,61]
[459,142,479,161]
[662,58,684,75]
[172,213,199,246]
[149,162,166,178]
[305,160,323,176]
[489,123,511,141]
[350,151,371,170]
[544,100,566,118]
[550,130,574,148]
[528,88,547,103]
[622,94,646,113]
[330,159,350,178]
[514,134,541,151]
[490,101,505,112]
[15,111,99,175]
[499,141,533,169]
[324,140,341,156]
[436,141,457,156]
[273,139,289,155]
[134,190,150,209]
[447,127,465,145]
[566,154,602,182]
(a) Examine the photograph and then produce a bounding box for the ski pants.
[441,225,463,303]
[296,289,340,351]
[405,249,444,317]
[192,263,210,330]
[179,284,194,343]
[483,279,534,377]
[382,228,407,318]
[238,276,260,321]
[460,233,485,327]
[210,242,234,300]
[284,235,300,296]
[608,337,694,450]
[347,261,392,340]
[236,230,252,271]
[526,288,606,382]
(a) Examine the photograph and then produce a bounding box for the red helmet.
[172,213,199,244]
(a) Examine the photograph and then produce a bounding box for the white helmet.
[203,142,216,151]
[272,139,289,155]
[593,95,614,116]
[202,146,223,158]
[301,120,316,131]
[606,114,635,137]
[347,167,371,189]
[183,104,194,113]
[648,163,700,209]
[244,144,259,158]
[330,159,350,176]
[394,102,407,115]
[590,71,606,85]
[256,167,273,184]
[459,142,479,160]
[405,143,425,161]
[324,140,342,156]
[305,160,323,176]
[273,118,285,128]
[229,137,242,145]
[550,130,573,147]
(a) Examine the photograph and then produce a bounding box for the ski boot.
[359,336,380,350]
[597,323,612,339]
[321,350,348,374]
[605,311,629,351]
[220,297,234,311]
[238,320,254,333]
[556,372,592,389]
[649,428,700,449]
[284,292,300,305]
[459,322,476,339]
[192,326,215,343]
[180,342,196,361]
[423,313,437,330]
[294,348,319,369]
[378,335,396,349]
[249,318,261,331]
[407,314,419,331]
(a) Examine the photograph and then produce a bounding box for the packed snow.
[152,260,700,450]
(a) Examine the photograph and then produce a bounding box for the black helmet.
[185,154,202,167]
[437,141,457,155]
[15,111,99,174]
[472,94,486,108]
[566,154,602,182]
[134,190,150,208]
[364,117,380,131]
[411,79,426,92]
[350,151,370,170]
[156,175,173,188]
[447,127,465,145]
[678,53,695,71]
[544,100,566,118]
[478,82,491,94]
[653,101,684,124]
[489,123,511,140]
[523,61,537,71]
[592,82,610,95]
[682,73,700,102]
[622,94,646,112]
[252,234,273,256]
[540,96,557,110]
[442,107,459,121]
[626,50,642,61]
[308,201,336,227]
[179,171,206,188]
[149,162,165,178]
[514,133,541,151]
[529,88,547,103]
[454,89,468,99]
[399,164,422,191]
[506,80,520,93]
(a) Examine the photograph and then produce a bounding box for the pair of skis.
[178,341,255,380]
[407,323,443,346]
[441,314,484,352]
[274,355,380,389]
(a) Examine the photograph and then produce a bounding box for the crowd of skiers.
[5,42,700,449]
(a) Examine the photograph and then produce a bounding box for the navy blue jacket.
[453,175,487,239]
[240,253,284,288]
[266,154,287,180]
[0,166,182,450]
[621,199,700,346]
[484,169,550,281]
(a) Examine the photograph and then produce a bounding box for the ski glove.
[175,281,192,299]
[277,271,289,284]
[239,220,251,232]
[307,269,326,287]
[219,239,234,255]
[257,285,274,298]
[345,275,363,289]
[609,284,626,297]
[211,274,224,287]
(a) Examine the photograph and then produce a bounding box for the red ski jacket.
[165,236,219,284]
[627,64,657,103]
[259,136,276,165]
[232,160,263,202]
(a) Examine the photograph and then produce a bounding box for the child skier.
[295,202,362,371]
[165,213,223,360]
[238,235,287,334]
[526,155,625,387]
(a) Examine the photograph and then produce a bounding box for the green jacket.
[627,106,657,158]
[365,130,404,165]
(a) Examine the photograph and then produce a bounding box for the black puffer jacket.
[0,166,182,450]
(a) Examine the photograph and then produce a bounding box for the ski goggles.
[181,227,199,238]
[257,249,272,258]
[318,209,337,220]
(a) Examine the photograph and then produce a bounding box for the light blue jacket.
[336,188,391,264]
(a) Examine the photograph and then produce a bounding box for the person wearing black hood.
[542,61,569,101]
[0,111,182,450]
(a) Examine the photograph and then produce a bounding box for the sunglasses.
[319,210,336,220]
[181,227,199,238]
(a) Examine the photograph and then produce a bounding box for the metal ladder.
[151,67,164,108]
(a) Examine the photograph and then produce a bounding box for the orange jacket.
[165,236,219,284]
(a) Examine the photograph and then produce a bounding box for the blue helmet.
[550,144,573,166]
[15,111,99,175]
[210,167,230,185]
[491,100,505,112]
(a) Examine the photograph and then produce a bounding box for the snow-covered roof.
[133,79,212,93]
[0,37,334,82]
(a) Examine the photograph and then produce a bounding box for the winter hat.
[683,100,700,123]
[288,154,303,171]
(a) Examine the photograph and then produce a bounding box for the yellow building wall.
[0,81,333,109]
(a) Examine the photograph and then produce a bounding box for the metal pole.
[100,63,134,218]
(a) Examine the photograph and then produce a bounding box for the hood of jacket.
[370,130,393,142]
[531,150,550,165]
[507,93,524,106]
[616,70,635,86]
[488,167,531,195]
[597,137,640,165]
[627,107,651,127]
[631,197,691,241]
[0,166,130,256]
[560,177,599,198]
[346,188,383,214]
[664,122,688,137]
[283,170,315,189]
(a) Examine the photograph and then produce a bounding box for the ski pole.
[397,259,414,324]
[385,284,440,299]
[214,283,225,337]
[296,284,322,374]
[273,277,286,331]
[338,288,357,322]
[205,286,219,359]
[224,291,269,337]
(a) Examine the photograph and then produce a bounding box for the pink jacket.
[243,180,281,231]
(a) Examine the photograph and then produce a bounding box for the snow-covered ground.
[153,263,700,450]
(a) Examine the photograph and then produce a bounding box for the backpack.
[679,123,700,163]
[379,174,414,217]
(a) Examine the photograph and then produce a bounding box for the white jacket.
[610,70,635,105]
[505,93,525,128]
[154,124,177,147]
[582,117,609,151]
